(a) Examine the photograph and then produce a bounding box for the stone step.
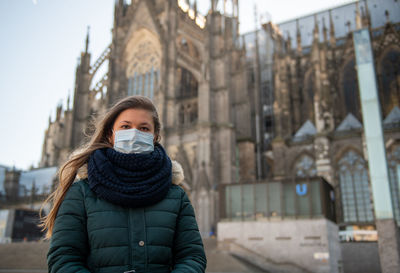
[0,241,48,270]
[203,238,268,273]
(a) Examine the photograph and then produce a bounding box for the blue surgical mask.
[113,128,154,154]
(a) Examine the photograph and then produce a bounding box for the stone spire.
[355,1,362,30]
[67,90,71,111]
[211,0,216,13]
[223,0,227,14]
[85,26,90,53]
[194,0,197,18]
[286,32,292,52]
[329,10,336,46]
[296,19,302,53]
[234,0,239,20]
[361,0,371,27]
[114,0,125,26]
[385,10,390,24]
[56,102,63,121]
[345,20,351,34]
[313,15,319,43]
[322,17,328,42]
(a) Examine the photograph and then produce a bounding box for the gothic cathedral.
[40,0,254,236]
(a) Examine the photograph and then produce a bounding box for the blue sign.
[296,184,307,196]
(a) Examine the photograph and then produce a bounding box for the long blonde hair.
[40,95,161,239]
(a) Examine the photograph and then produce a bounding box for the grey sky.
[0,0,356,169]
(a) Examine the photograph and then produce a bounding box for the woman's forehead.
[115,108,153,123]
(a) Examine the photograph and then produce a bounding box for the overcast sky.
[0,0,356,169]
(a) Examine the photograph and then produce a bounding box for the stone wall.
[217,219,342,273]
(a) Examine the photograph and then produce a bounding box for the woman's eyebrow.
[139,122,152,127]
[120,120,132,124]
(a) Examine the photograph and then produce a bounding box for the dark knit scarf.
[87,143,172,208]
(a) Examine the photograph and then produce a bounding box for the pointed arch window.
[176,66,198,127]
[125,29,161,100]
[379,50,400,117]
[189,103,198,123]
[294,155,317,178]
[301,70,315,124]
[342,59,361,119]
[178,105,185,125]
[177,66,198,99]
[338,150,374,223]
[387,146,400,226]
[178,102,198,126]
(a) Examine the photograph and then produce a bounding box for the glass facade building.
[220,178,335,222]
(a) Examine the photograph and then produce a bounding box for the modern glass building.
[220,177,335,222]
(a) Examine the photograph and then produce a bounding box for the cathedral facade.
[266,0,400,233]
[39,0,400,239]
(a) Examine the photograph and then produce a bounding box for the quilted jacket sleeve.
[172,187,207,273]
[47,181,90,273]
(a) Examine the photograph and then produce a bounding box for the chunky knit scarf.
[87,143,172,208]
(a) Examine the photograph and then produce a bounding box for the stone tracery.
[125,28,162,99]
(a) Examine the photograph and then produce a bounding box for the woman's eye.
[140,127,149,131]
[121,125,130,129]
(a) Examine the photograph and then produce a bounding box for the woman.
[40,96,207,273]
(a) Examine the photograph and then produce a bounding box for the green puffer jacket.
[47,163,207,273]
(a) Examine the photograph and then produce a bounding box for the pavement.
[0,238,267,273]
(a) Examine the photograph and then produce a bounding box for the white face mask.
[113,128,154,154]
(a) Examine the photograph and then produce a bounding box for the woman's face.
[110,108,155,145]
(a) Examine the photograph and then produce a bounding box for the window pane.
[268,182,281,217]
[178,66,198,98]
[225,186,231,220]
[138,74,143,95]
[395,165,400,225]
[255,184,268,219]
[231,185,242,221]
[144,72,149,97]
[133,72,138,95]
[150,67,155,99]
[128,78,132,96]
[283,183,295,217]
[298,183,310,217]
[339,151,373,224]
[311,181,322,216]
[243,184,254,220]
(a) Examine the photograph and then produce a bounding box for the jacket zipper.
[142,208,148,271]
[127,208,133,271]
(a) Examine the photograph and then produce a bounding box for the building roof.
[336,113,363,131]
[241,0,400,51]
[384,106,400,127]
[293,120,317,141]
[278,0,400,48]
